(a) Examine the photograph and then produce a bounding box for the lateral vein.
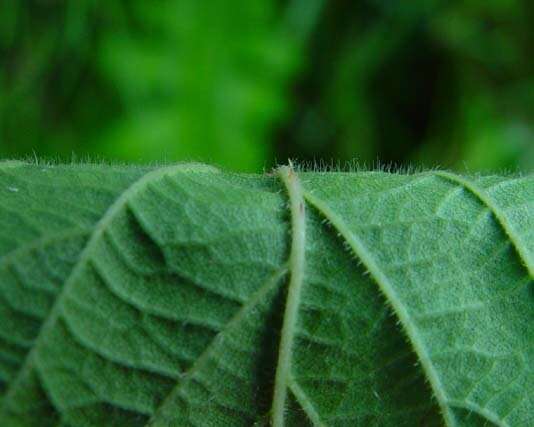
[435,171,533,278]
[271,164,307,427]
[446,400,507,427]
[147,265,288,426]
[288,376,325,427]
[302,190,457,427]
[0,163,218,415]
[0,228,91,268]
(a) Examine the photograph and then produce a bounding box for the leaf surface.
[0,162,532,426]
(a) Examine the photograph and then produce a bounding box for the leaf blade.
[0,165,532,426]
[299,171,533,426]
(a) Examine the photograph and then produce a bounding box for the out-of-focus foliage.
[279,0,534,172]
[0,0,532,171]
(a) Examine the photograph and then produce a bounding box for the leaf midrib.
[271,165,307,427]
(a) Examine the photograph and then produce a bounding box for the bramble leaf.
[0,162,532,426]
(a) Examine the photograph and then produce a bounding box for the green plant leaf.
[0,161,532,426]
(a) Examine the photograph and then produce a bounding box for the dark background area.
[1,0,533,172]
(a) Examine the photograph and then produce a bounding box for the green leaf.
[0,161,532,426]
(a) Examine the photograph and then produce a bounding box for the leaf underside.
[0,161,532,427]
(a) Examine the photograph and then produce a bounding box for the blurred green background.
[0,0,532,172]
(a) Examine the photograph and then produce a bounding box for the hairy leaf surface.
[0,161,532,426]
